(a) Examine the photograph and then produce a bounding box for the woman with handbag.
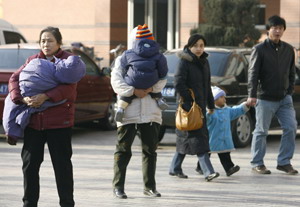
[169,34,219,182]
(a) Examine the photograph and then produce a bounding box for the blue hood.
[132,39,160,58]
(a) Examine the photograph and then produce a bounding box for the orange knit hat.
[136,24,154,40]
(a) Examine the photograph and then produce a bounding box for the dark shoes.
[277,164,298,175]
[226,165,240,176]
[114,188,161,198]
[144,189,161,197]
[197,165,239,177]
[252,164,298,175]
[252,165,271,174]
[205,172,220,182]
[169,172,188,178]
[195,167,203,175]
[113,189,127,199]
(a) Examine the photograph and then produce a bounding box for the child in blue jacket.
[196,86,250,176]
[115,24,168,122]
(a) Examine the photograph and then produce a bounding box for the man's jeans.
[169,152,215,177]
[251,95,297,167]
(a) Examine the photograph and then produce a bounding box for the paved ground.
[1,126,300,207]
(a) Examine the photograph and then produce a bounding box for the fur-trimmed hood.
[176,48,208,62]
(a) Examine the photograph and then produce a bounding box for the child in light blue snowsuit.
[196,86,250,176]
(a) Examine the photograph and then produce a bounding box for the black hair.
[266,15,286,31]
[184,34,207,49]
[39,26,63,44]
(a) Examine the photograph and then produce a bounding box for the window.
[133,0,146,26]
[75,51,98,76]
[164,53,180,74]
[226,55,238,76]
[153,0,168,50]
[244,54,251,63]
[255,4,266,29]
[207,52,230,76]
[0,49,39,69]
[131,0,177,50]
[3,31,27,44]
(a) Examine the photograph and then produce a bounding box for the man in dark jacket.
[247,15,298,175]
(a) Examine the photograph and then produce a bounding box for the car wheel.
[231,112,254,148]
[99,98,117,130]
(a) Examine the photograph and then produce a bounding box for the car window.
[244,54,251,62]
[164,53,180,74]
[0,48,39,69]
[295,67,300,85]
[165,51,242,77]
[236,58,246,75]
[3,31,27,44]
[74,50,98,76]
[207,51,229,76]
[235,56,247,82]
[225,55,238,76]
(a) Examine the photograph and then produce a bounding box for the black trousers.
[197,152,234,172]
[112,123,160,191]
[22,127,74,207]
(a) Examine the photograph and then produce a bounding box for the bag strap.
[189,89,202,111]
[189,89,196,101]
[179,88,195,104]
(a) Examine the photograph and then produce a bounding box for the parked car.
[0,43,117,130]
[0,19,27,45]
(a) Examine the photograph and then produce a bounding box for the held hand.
[22,97,32,105]
[247,97,257,107]
[207,109,214,114]
[145,87,153,94]
[28,93,49,108]
[244,101,251,108]
[134,89,148,98]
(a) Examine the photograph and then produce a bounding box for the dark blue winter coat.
[120,39,168,89]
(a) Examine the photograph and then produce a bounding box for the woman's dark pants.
[22,127,74,207]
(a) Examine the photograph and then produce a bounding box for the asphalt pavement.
[1,126,300,207]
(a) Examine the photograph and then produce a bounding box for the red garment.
[8,49,77,130]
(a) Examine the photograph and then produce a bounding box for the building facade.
[0,0,299,67]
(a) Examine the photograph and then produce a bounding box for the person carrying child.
[115,24,168,122]
[196,86,250,176]
[3,56,86,142]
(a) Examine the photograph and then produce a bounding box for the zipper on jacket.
[276,47,281,98]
